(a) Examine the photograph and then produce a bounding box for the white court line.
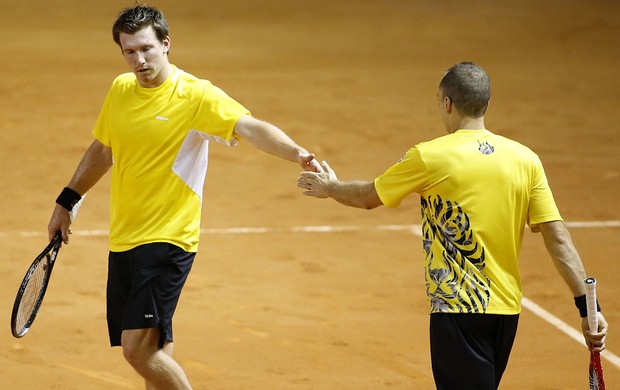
[55,363,135,389]
[8,220,620,369]
[566,221,620,228]
[15,224,424,237]
[522,297,620,369]
[12,219,619,238]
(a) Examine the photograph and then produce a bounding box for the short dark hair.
[112,5,169,47]
[439,62,490,118]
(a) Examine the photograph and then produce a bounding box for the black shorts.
[106,242,195,348]
[430,313,519,390]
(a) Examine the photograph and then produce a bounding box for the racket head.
[10,232,62,338]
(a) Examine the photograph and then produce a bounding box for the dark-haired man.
[48,5,322,389]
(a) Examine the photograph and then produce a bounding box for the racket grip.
[585,277,598,333]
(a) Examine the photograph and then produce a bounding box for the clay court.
[1,0,619,388]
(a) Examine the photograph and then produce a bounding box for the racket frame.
[10,231,62,338]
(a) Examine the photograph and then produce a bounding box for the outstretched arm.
[297,161,383,210]
[538,220,607,352]
[233,115,323,172]
[48,139,113,243]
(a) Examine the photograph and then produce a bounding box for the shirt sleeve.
[527,155,563,229]
[374,146,428,208]
[92,88,112,147]
[190,81,250,145]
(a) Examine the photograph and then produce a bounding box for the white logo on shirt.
[155,116,169,121]
[478,140,495,155]
[144,314,154,319]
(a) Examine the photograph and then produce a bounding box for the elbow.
[341,197,382,210]
[366,184,384,210]
[361,197,383,210]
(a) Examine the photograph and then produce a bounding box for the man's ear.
[443,96,453,113]
[163,36,171,54]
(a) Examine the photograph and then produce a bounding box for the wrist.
[574,294,601,318]
[56,187,82,211]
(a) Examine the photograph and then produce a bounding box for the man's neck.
[450,116,485,132]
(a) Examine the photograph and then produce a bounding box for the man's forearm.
[539,221,588,296]
[328,180,383,210]
[236,116,304,162]
[67,140,113,195]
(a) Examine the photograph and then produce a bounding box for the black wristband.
[56,187,82,211]
[574,294,601,318]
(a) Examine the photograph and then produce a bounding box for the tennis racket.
[10,231,63,338]
[585,277,605,390]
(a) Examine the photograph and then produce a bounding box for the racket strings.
[14,255,50,334]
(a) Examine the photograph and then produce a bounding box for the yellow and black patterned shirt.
[374,129,561,314]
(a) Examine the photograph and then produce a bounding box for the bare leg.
[145,341,176,390]
[121,328,192,390]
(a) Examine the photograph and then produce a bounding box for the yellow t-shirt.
[93,66,250,252]
[374,129,561,315]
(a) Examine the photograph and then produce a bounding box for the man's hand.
[297,153,324,173]
[582,312,608,353]
[48,204,72,244]
[297,160,337,198]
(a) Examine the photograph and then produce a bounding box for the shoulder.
[175,68,214,89]
[105,73,138,99]
[414,132,463,154]
[490,133,540,160]
[174,69,225,98]
[111,72,137,88]
[416,130,542,163]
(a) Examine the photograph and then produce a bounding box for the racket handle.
[585,277,598,333]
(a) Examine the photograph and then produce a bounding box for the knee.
[121,328,160,373]
[122,343,149,371]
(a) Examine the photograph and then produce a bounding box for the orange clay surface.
[1,1,619,388]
